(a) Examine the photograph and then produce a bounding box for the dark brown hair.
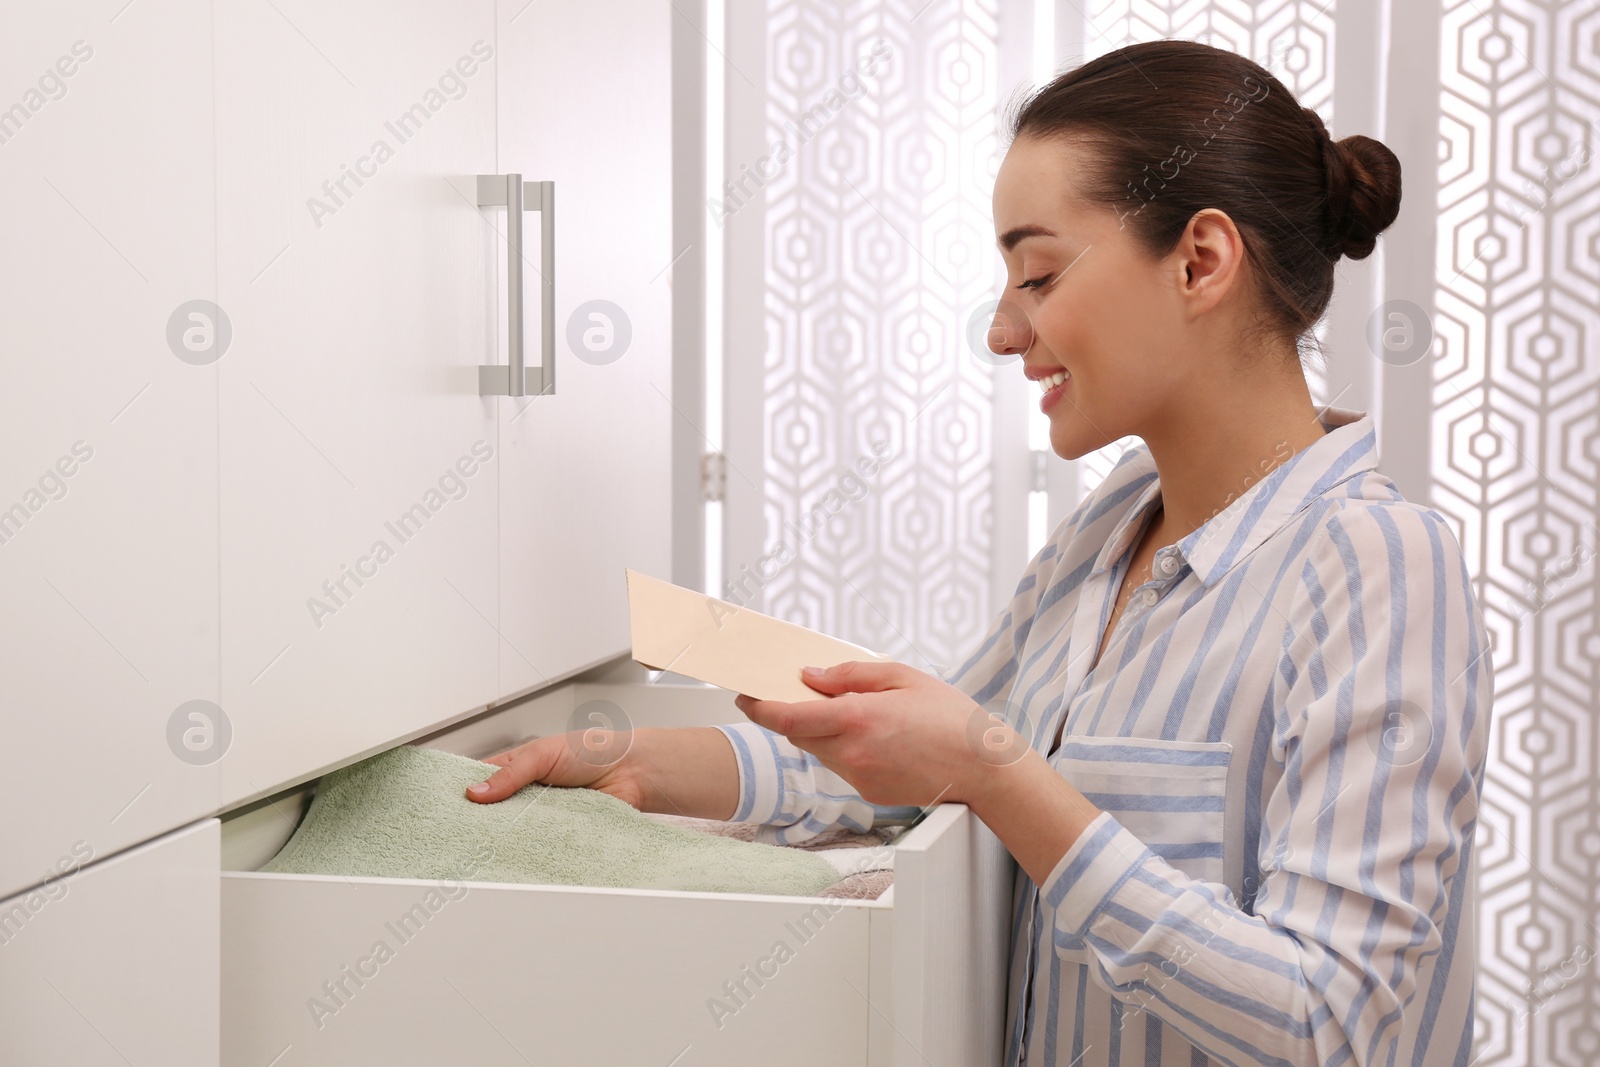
[1006,39,1402,361]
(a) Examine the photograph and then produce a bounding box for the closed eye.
[1012,247,1088,293]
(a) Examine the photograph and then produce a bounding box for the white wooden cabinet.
[211,0,678,806]
[2,2,680,880]
[220,684,1012,1067]
[0,0,221,900]
[0,818,220,1066]
[494,0,677,699]
[213,1,503,808]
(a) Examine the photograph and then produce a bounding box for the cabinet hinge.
[701,451,727,502]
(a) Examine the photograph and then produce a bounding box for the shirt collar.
[1089,406,1378,587]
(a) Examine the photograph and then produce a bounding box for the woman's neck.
[1139,368,1330,547]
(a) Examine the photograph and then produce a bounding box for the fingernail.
[802,665,824,677]
[467,782,488,795]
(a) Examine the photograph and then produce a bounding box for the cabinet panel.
[0,1,219,898]
[495,0,676,697]
[225,874,872,1066]
[0,819,219,1067]
[215,1,501,804]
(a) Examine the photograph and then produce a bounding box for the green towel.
[260,745,842,896]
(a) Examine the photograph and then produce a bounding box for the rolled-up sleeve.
[1038,501,1493,1066]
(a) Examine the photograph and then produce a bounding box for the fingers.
[466,739,557,804]
[734,659,914,735]
[735,692,858,739]
[464,764,519,803]
[798,659,911,695]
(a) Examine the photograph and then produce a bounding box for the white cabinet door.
[0,2,220,899]
[215,2,502,805]
[495,0,676,698]
[0,818,219,1067]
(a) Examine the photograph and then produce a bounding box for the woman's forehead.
[993,137,1091,238]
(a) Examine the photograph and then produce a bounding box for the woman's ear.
[1178,207,1246,315]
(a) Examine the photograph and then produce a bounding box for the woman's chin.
[1049,422,1110,463]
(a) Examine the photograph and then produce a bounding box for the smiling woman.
[987,40,1400,477]
[466,37,1490,1067]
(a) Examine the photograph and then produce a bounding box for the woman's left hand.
[732,660,1031,809]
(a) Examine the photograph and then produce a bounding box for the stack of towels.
[262,745,892,898]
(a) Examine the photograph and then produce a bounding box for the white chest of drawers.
[220,680,1016,1066]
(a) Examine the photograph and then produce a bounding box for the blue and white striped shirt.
[717,405,1493,1067]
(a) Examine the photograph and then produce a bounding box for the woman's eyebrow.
[997,224,1059,252]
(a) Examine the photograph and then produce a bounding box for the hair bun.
[1303,108,1402,259]
[1319,132,1403,261]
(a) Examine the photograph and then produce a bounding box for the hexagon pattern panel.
[1431,2,1600,1064]
[753,2,1005,673]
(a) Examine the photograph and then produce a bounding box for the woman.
[468,39,1492,1067]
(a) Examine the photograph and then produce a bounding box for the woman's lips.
[1040,374,1070,413]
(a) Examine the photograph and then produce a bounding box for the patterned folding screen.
[746,3,1007,672]
[1432,2,1600,1064]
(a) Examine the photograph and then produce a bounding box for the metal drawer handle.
[477,173,554,397]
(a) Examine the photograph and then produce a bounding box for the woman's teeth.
[1039,369,1070,393]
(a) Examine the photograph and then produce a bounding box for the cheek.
[1072,268,1171,361]
[1031,288,1091,349]
[1031,289,1110,378]
[1079,261,1147,323]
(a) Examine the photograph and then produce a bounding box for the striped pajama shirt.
[716,405,1493,1066]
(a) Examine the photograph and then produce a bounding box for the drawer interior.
[219,663,865,881]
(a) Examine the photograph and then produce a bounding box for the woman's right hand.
[463,725,743,821]
[465,729,647,809]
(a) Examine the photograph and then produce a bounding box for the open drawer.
[221,677,1015,1066]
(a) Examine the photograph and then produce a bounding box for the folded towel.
[818,869,895,901]
[811,843,895,878]
[643,811,899,899]
[260,745,842,897]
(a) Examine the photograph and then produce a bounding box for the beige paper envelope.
[625,567,894,703]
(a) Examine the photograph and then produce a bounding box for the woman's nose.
[987,295,1033,357]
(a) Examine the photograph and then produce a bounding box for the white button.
[1141,588,1158,606]
[1158,554,1179,575]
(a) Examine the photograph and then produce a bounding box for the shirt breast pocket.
[1049,734,1235,963]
